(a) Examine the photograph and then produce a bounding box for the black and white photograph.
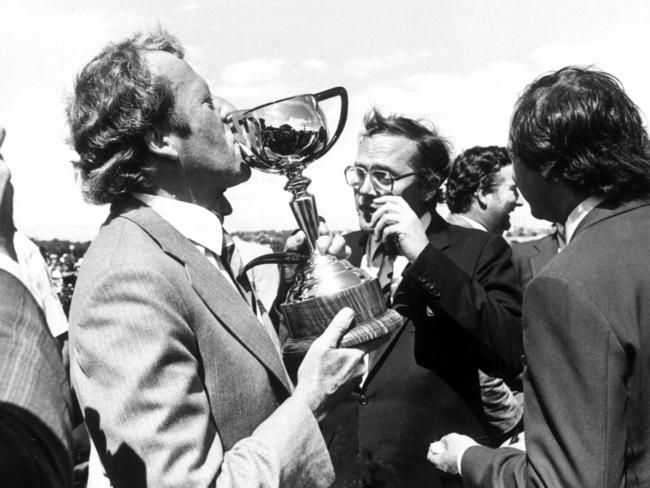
[1,1,650,486]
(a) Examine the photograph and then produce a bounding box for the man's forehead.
[144,50,203,92]
[498,164,515,182]
[356,134,417,168]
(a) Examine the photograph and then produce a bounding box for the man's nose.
[358,172,377,195]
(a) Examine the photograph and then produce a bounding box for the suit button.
[359,394,369,406]
[429,283,441,298]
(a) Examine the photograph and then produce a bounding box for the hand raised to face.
[369,195,428,263]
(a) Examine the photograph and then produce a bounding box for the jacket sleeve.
[70,262,333,488]
[460,271,627,488]
[400,235,523,378]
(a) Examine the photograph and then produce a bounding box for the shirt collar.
[453,214,487,232]
[133,193,225,256]
[366,211,432,259]
[564,196,605,245]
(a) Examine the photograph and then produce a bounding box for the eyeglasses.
[344,165,418,192]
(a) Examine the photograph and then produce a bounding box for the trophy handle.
[242,251,306,274]
[314,86,348,159]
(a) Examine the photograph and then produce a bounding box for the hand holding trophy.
[226,88,403,357]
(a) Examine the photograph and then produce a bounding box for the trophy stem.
[284,170,320,252]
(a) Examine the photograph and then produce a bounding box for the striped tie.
[221,232,258,315]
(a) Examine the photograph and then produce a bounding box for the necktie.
[372,244,396,306]
[221,232,258,315]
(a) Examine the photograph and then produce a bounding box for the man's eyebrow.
[366,162,397,173]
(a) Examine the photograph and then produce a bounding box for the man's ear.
[145,127,179,160]
[475,190,488,210]
[540,160,557,179]
[421,175,441,203]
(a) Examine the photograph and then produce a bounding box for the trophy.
[226,87,403,356]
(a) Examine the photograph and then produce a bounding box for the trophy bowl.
[226,87,404,356]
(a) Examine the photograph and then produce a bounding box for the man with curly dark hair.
[445,146,524,445]
[429,66,650,488]
[67,28,367,488]
[446,146,521,235]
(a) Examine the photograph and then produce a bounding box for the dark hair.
[510,66,650,201]
[361,108,451,203]
[446,146,511,213]
[67,28,190,205]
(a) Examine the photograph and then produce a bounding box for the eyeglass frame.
[344,165,419,192]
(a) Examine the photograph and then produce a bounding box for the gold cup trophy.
[226,87,403,356]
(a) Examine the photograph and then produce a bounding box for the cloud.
[220,57,330,87]
[300,59,328,71]
[344,48,447,78]
[178,0,201,11]
[221,58,291,85]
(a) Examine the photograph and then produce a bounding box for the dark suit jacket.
[462,199,650,488]
[69,198,333,487]
[510,233,560,290]
[323,211,523,488]
[0,269,72,487]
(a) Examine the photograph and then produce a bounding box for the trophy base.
[282,307,404,356]
[281,277,405,357]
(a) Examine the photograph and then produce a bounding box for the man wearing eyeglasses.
[322,109,523,488]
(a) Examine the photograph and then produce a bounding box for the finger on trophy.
[284,230,308,253]
[317,216,329,236]
[328,234,350,259]
[315,234,332,255]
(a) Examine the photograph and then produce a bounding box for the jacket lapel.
[115,199,292,393]
[424,211,452,251]
[529,236,553,276]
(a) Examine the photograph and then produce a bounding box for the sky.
[2,0,650,240]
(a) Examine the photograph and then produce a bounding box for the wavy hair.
[510,66,650,201]
[67,29,189,204]
[361,108,451,203]
[446,146,511,213]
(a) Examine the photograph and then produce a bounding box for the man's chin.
[239,162,252,182]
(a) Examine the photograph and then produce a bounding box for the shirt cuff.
[457,440,479,476]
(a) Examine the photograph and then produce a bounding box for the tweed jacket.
[69,198,333,488]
